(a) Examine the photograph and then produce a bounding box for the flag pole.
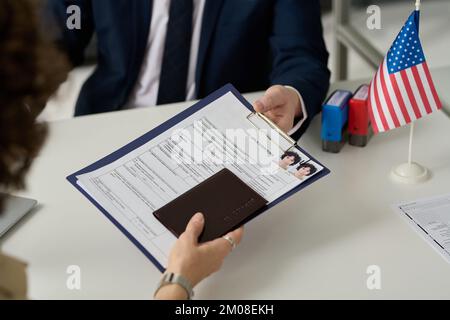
[409,0,421,168]
[416,0,421,11]
[406,0,419,169]
[390,0,429,184]
[406,1,420,166]
[410,0,421,170]
[408,122,414,166]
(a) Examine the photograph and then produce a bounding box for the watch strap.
[154,272,194,299]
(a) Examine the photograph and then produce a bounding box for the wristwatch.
[154,272,194,300]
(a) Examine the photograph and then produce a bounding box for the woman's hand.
[154,212,244,299]
[168,212,244,287]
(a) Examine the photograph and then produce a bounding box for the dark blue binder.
[67,84,330,272]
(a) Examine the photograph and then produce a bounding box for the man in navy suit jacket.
[48,0,330,140]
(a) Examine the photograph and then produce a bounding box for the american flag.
[368,10,442,134]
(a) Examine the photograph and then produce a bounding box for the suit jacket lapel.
[195,0,225,95]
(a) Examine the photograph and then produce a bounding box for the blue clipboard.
[67,84,330,273]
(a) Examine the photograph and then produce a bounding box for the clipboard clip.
[246,112,297,153]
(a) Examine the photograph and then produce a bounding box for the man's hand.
[253,85,302,133]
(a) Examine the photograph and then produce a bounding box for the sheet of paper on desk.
[394,194,450,264]
[74,91,326,268]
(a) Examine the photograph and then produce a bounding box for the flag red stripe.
[379,61,401,127]
[389,73,411,123]
[411,65,432,114]
[422,62,442,109]
[373,71,389,131]
[400,71,422,118]
[367,82,380,134]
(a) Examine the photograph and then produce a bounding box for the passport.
[153,168,268,243]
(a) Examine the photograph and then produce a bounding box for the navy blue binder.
[67,84,330,272]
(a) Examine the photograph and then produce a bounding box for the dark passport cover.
[153,168,268,243]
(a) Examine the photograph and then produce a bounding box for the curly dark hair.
[0,0,68,210]
[280,151,302,166]
[296,163,318,176]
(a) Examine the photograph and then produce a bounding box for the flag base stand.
[390,162,429,184]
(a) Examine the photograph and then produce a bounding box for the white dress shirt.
[126,0,307,136]
[126,0,206,109]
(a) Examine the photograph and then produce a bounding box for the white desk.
[3,67,450,299]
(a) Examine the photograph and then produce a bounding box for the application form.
[395,194,450,264]
[74,91,325,268]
